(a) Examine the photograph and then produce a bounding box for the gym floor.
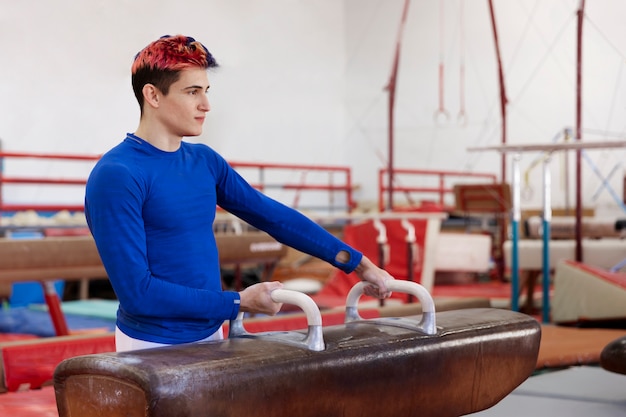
[472,366,626,416]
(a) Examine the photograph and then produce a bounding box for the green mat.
[30,299,118,320]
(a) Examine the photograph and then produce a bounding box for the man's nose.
[199,95,210,112]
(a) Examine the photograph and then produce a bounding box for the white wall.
[1,0,625,214]
[345,0,626,214]
[0,0,347,208]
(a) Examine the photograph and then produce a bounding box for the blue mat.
[0,306,116,337]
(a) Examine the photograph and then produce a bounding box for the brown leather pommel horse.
[54,281,541,417]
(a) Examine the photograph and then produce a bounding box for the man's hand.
[239,281,284,315]
[354,256,394,299]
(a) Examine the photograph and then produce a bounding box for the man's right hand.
[238,281,284,316]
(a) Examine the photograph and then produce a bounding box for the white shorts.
[115,326,224,352]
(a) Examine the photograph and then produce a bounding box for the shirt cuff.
[223,291,241,320]
[335,246,363,273]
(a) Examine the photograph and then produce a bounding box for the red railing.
[378,168,497,212]
[0,152,355,215]
[229,161,355,212]
[0,151,100,212]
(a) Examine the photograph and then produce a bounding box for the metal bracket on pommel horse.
[54,281,541,417]
[228,288,326,351]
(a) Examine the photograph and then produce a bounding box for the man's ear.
[142,84,160,109]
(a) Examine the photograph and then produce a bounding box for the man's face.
[157,68,211,138]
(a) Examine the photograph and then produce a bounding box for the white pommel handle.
[270,289,322,326]
[345,280,437,335]
[229,289,325,351]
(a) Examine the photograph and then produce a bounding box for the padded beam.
[0,233,286,283]
[216,233,287,264]
[524,215,624,239]
[0,233,286,334]
[503,238,626,272]
[0,236,106,283]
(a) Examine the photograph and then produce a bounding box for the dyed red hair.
[131,35,218,113]
[132,35,217,74]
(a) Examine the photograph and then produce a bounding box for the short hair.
[131,35,218,112]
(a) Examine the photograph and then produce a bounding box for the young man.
[85,35,394,352]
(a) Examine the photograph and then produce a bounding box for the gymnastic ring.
[344,281,437,335]
[433,108,451,125]
[228,289,325,351]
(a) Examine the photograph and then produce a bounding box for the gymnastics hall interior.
[6,0,626,415]
[0,150,624,416]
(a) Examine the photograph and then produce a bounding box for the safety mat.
[537,324,626,369]
[0,385,57,417]
[0,307,115,337]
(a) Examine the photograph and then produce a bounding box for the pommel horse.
[54,281,541,417]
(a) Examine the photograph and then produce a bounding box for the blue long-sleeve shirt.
[85,133,362,344]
